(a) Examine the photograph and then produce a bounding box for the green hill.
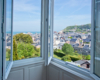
[63,24,91,34]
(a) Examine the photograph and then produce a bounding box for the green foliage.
[17,42,34,59]
[53,54,62,60]
[61,55,71,62]
[68,37,72,39]
[17,42,40,59]
[70,56,80,61]
[63,24,91,33]
[84,42,90,44]
[80,40,82,42]
[61,54,82,62]
[6,49,11,60]
[62,43,74,55]
[82,55,87,59]
[54,49,65,57]
[13,39,18,60]
[13,33,33,44]
[86,55,91,60]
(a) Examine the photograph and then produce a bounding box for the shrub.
[61,55,71,62]
[54,49,65,57]
[70,56,80,61]
[86,55,91,60]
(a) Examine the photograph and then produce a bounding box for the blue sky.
[13,0,91,32]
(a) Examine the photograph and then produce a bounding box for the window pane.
[6,0,12,67]
[13,0,41,60]
[53,0,91,70]
[94,0,100,77]
[48,0,51,57]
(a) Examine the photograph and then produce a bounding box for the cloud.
[13,0,41,31]
[14,0,40,13]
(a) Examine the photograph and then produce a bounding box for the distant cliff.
[63,24,91,34]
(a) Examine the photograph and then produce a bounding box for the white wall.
[6,60,46,80]
[6,60,94,80]
[47,62,94,80]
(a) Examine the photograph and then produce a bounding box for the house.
[83,39,91,43]
[74,60,90,69]
[58,42,65,49]
[82,45,91,55]
[54,39,60,45]
[81,35,87,39]
[75,35,81,38]
[70,38,80,44]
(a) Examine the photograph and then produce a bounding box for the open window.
[91,0,100,79]
[2,0,13,79]
[48,0,54,65]
[45,0,54,65]
[0,0,13,80]
[1,0,43,79]
[0,0,3,80]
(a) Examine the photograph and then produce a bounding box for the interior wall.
[6,60,46,80]
[47,61,94,80]
[6,60,95,80]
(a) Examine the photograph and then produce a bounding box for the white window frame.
[90,0,100,79]
[2,0,45,80]
[51,0,100,79]
[3,0,13,79]
[44,0,54,65]
[0,0,3,80]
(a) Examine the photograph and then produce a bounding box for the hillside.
[63,24,91,34]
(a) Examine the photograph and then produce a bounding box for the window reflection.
[94,0,100,77]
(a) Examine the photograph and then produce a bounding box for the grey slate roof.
[70,39,77,42]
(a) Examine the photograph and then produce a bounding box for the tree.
[13,33,33,44]
[6,49,11,60]
[17,42,39,59]
[62,43,74,55]
[13,39,18,60]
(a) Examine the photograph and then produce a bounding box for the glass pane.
[6,0,12,67]
[95,0,100,28]
[0,0,3,78]
[48,0,51,57]
[94,59,100,77]
[53,0,91,70]
[13,0,41,60]
[94,0,100,77]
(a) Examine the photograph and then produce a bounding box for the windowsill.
[12,57,44,68]
[50,60,93,80]
[51,58,95,79]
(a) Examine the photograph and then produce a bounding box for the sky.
[12,0,91,32]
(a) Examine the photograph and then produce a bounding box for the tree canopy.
[13,33,33,44]
[17,42,40,59]
[63,24,91,33]
[62,43,74,55]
